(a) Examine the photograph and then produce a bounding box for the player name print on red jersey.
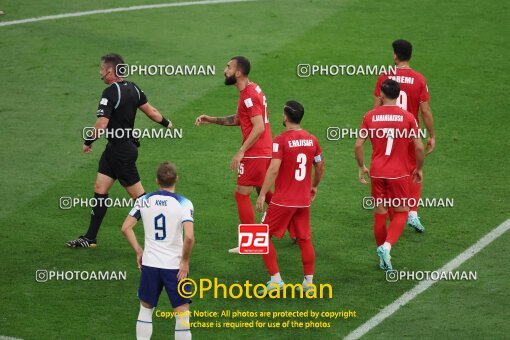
[237,83,272,158]
[361,105,418,179]
[287,139,314,147]
[372,114,404,122]
[374,68,430,119]
[387,75,415,84]
[271,129,323,207]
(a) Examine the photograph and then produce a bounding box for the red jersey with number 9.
[374,67,430,121]
[271,129,323,207]
[361,105,418,179]
[237,83,272,158]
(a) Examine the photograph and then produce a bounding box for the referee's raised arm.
[139,102,172,128]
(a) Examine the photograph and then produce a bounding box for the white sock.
[383,242,392,252]
[271,272,282,283]
[409,211,418,218]
[175,312,192,340]
[136,304,154,340]
[303,275,314,286]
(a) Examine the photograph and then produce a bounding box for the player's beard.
[282,119,287,127]
[224,74,237,85]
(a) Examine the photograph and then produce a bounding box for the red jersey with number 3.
[361,105,419,179]
[271,129,323,207]
[374,68,430,120]
[237,83,272,158]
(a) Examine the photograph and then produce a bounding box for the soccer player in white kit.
[122,161,194,340]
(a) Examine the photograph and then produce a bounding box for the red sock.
[409,181,421,213]
[235,192,255,224]
[374,213,387,246]
[386,211,408,245]
[264,190,273,205]
[262,239,279,275]
[296,238,315,275]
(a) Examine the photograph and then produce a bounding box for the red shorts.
[262,203,311,239]
[237,158,270,187]
[371,176,410,201]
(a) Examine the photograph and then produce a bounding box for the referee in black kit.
[67,54,172,248]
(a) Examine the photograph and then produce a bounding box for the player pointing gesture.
[195,56,273,253]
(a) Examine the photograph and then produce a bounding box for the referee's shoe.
[66,235,97,248]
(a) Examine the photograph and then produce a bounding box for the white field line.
[0,0,255,27]
[345,218,510,340]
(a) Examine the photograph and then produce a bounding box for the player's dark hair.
[380,79,400,99]
[231,56,251,76]
[392,39,412,61]
[283,100,305,124]
[157,161,177,188]
[101,53,124,76]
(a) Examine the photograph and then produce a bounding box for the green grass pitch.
[0,0,509,338]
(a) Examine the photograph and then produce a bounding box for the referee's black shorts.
[98,140,140,187]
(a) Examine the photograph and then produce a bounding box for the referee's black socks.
[84,192,109,240]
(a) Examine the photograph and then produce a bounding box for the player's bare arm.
[194,114,240,126]
[354,137,370,184]
[177,221,195,281]
[256,159,282,212]
[419,101,436,155]
[139,102,172,128]
[412,137,425,183]
[121,215,143,270]
[231,115,265,171]
[83,117,109,153]
[311,160,325,201]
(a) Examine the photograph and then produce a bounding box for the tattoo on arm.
[216,114,239,126]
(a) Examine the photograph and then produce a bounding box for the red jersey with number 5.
[271,129,323,207]
[361,105,418,179]
[237,83,272,158]
[374,68,430,121]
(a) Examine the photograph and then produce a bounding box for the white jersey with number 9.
[129,190,194,270]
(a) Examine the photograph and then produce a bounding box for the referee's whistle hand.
[83,145,92,153]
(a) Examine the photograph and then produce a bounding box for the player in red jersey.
[373,39,436,232]
[256,101,324,293]
[356,79,425,271]
[195,56,273,253]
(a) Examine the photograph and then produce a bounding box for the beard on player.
[224,73,237,85]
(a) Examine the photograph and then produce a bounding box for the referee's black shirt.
[96,81,147,143]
